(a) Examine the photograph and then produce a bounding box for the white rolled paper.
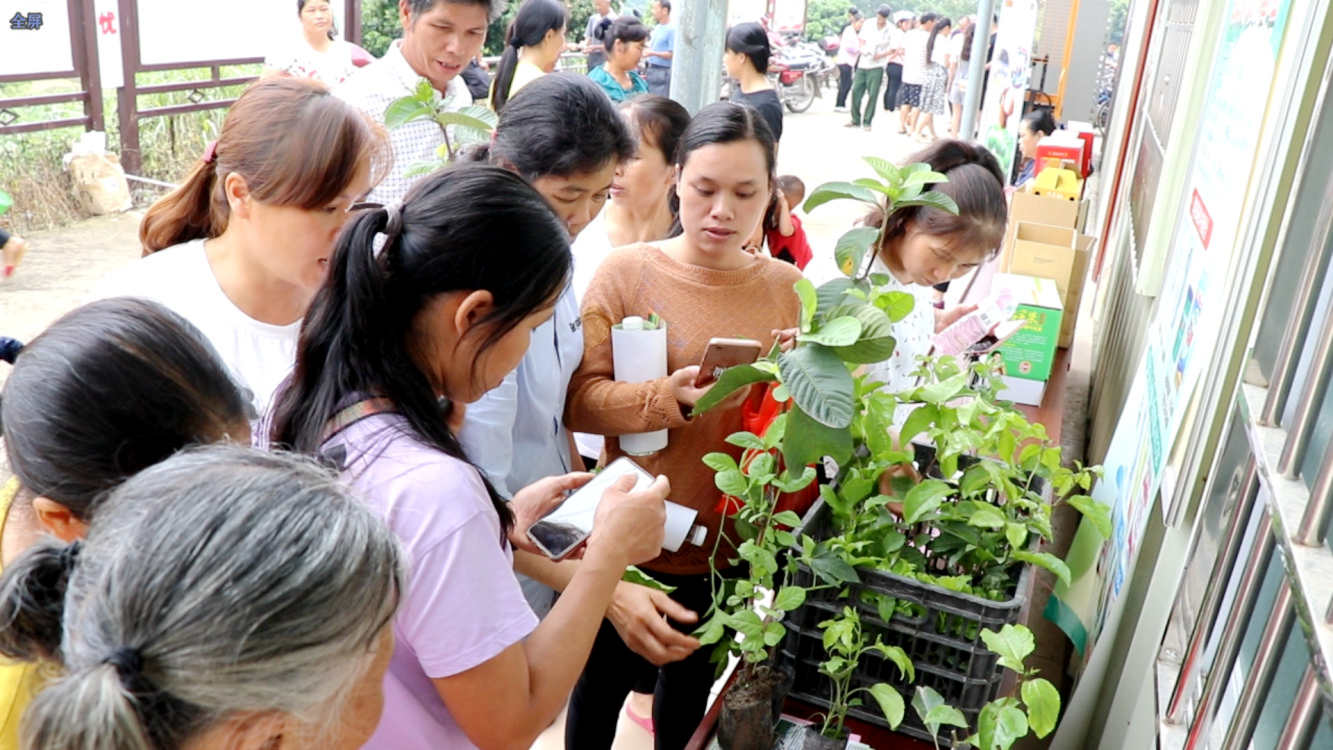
[611,317,669,455]
[662,501,701,552]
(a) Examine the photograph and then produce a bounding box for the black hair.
[726,22,772,74]
[1023,108,1058,137]
[296,0,336,40]
[960,23,975,61]
[876,4,891,17]
[491,0,567,114]
[620,94,691,232]
[606,15,650,57]
[879,140,1007,259]
[408,0,505,23]
[0,337,21,364]
[270,166,573,536]
[927,17,952,61]
[920,11,938,24]
[467,73,635,180]
[0,298,248,518]
[655,0,672,12]
[670,102,776,237]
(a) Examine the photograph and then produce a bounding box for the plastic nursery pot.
[801,727,848,750]
[718,684,774,750]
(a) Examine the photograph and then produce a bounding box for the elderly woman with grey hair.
[0,445,405,750]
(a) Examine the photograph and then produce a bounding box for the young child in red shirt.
[765,174,813,269]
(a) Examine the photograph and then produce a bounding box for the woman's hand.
[607,581,702,666]
[670,367,751,413]
[508,472,594,554]
[771,327,799,353]
[934,303,978,334]
[587,474,670,567]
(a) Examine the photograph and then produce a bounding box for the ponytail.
[23,663,160,750]
[0,540,78,661]
[926,18,951,62]
[138,160,225,255]
[491,36,523,114]
[881,139,1006,257]
[490,0,568,114]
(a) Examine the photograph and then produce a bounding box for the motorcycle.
[769,38,834,113]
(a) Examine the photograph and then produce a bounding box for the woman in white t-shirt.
[98,78,386,425]
[913,17,952,142]
[263,0,365,87]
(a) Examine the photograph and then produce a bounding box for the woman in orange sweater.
[564,102,801,749]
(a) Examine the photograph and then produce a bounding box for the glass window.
[1310,705,1333,749]
[1246,617,1304,749]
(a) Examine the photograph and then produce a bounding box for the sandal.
[625,704,655,734]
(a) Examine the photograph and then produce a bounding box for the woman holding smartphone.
[563,102,802,750]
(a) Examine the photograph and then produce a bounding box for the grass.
[0,64,259,234]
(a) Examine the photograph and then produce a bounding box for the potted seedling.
[804,606,913,749]
[384,80,497,174]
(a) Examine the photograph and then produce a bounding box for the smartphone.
[694,337,763,387]
[526,457,656,560]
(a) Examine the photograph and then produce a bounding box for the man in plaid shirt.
[339,0,502,204]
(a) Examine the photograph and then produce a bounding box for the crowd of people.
[834,5,995,142]
[0,1,1015,749]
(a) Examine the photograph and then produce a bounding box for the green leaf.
[1013,550,1072,588]
[876,644,915,682]
[694,364,776,415]
[810,550,860,585]
[803,181,882,212]
[901,169,950,189]
[897,190,961,216]
[778,345,856,429]
[702,452,739,473]
[815,277,859,318]
[903,480,953,524]
[1005,522,1029,550]
[876,290,916,322]
[1021,678,1061,738]
[927,704,970,731]
[1067,494,1113,538]
[725,432,765,451]
[795,278,818,331]
[695,614,726,645]
[763,620,787,646]
[968,504,1007,529]
[714,469,748,497]
[801,316,863,347]
[976,701,1030,750]
[914,686,970,738]
[918,373,968,405]
[833,305,897,364]
[434,110,497,135]
[783,405,853,469]
[900,404,938,446]
[772,510,803,527]
[868,683,906,729]
[773,466,817,494]
[383,97,435,129]
[980,624,1035,674]
[746,453,776,482]
[834,226,880,277]
[622,565,678,593]
[863,156,901,183]
[774,586,807,611]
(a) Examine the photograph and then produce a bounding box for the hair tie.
[58,540,82,573]
[202,140,219,165]
[105,646,144,682]
[383,202,404,239]
[0,336,22,364]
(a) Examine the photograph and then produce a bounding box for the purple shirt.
[325,413,538,749]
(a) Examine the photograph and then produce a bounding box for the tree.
[361,0,401,58]
[1106,0,1129,46]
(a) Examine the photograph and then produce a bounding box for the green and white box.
[991,273,1064,406]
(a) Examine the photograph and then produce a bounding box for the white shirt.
[265,37,360,87]
[835,25,860,67]
[337,40,473,205]
[568,210,619,461]
[459,284,584,497]
[901,28,931,84]
[855,20,894,70]
[94,239,300,427]
[931,36,951,67]
[863,255,936,427]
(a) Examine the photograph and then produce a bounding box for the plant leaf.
[877,644,915,683]
[816,277,859,319]
[702,452,739,473]
[383,97,435,129]
[868,684,906,729]
[918,373,968,405]
[927,704,970,730]
[863,156,901,183]
[622,565,677,593]
[1067,494,1113,538]
[714,469,748,497]
[1012,550,1072,588]
[897,190,961,216]
[876,289,916,322]
[694,364,776,415]
[803,181,882,212]
[801,316,863,347]
[778,345,855,429]
[774,586,806,611]
[980,624,1035,674]
[795,278,818,331]
[1021,678,1061,738]
[969,504,1007,530]
[902,169,950,188]
[725,432,766,451]
[900,404,939,446]
[434,110,497,134]
[833,305,897,364]
[903,479,953,524]
[783,405,853,468]
[810,549,860,585]
[1005,522,1029,550]
[834,226,880,277]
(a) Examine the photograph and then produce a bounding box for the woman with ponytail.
[912,16,953,141]
[0,298,250,750]
[863,139,1007,398]
[1,446,404,750]
[488,0,568,113]
[97,77,387,425]
[269,165,667,749]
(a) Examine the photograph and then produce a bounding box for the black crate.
[780,499,1032,747]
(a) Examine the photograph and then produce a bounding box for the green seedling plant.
[815,607,913,740]
[384,80,497,174]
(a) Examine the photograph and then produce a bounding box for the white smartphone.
[526,457,656,560]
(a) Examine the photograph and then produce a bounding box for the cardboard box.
[1009,222,1078,294]
[1056,234,1097,348]
[1001,191,1081,267]
[991,274,1063,406]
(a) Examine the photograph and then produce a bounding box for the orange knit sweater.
[565,245,803,575]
